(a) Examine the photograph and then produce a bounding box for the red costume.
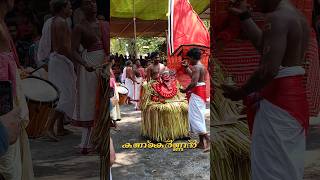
[245,75,310,135]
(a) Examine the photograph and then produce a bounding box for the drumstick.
[30,59,49,74]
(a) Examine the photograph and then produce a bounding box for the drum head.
[118,86,128,94]
[21,76,59,103]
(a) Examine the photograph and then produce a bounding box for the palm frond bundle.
[140,81,189,142]
[91,64,111,180]
[210,59,251,180]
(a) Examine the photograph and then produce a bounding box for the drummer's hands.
[0,108,21,145]
[221,84,245,101]
[20,68,31,78]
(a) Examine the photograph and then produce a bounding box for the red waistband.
[244,75,309,136]
[187,85,207,103]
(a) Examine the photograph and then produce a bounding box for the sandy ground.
[29,106,320,180]
[111,105,210,180]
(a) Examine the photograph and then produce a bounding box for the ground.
[30,106,320,180]
[110,105,210,180]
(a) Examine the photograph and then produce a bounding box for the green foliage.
[111,37,166,56]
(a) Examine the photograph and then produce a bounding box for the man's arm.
[146,66,151,81]
[127,68,137,83]
[184,66,200,92]
[241,14,288,95]
[184,66,193,77]
[229,2,263,52]
[182,60,192,77]
[71,26,91,67]
[241,18,263,52]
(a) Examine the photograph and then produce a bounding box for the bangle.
[239,11,251,21]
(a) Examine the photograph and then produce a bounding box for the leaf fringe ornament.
[140,81,189,142]
[210,59,251,180]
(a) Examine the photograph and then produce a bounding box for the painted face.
[161,71,171,81]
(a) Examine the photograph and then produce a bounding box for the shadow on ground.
[111,105,210,180]
[30,126,100,180]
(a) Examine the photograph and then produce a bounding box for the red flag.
[167,0,210,99]
[167,0,210,55]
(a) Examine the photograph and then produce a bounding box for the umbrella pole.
[133,0,137,57]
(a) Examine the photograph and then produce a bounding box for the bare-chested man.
[180,48,210,152]
[122,60,137,104]
[38,0,93,141]
[71,0,109,154]
[222,0,310,179]
[146,52,166,81]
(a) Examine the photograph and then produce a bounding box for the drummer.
[110,58,121,130]
[70,0,109,155]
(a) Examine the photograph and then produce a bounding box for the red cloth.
[167,0,210,55]
[187,85,207,103]
[0,53,17,96]
[0,25,20,96]
[110,69,116,88]
[244,76,310,136]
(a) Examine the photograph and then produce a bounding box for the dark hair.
[110,54,115,60]
[150,52,159,59]
[126,60,132,66]
[50,0,68,14]
[186,48,201,61]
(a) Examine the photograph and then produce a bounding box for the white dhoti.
[188,83,207,134]
[110,168,112,180]
[72,49,105,150]
[125,78,134,100]
[110,84,121,120]
[48,52,76,118]
[133,77,142,109]
[0,70,35,180]
[251,67,307,180]
[251,100,305,180]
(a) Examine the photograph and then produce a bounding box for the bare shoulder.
[265,11,290,30]
[53,17,69,30]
